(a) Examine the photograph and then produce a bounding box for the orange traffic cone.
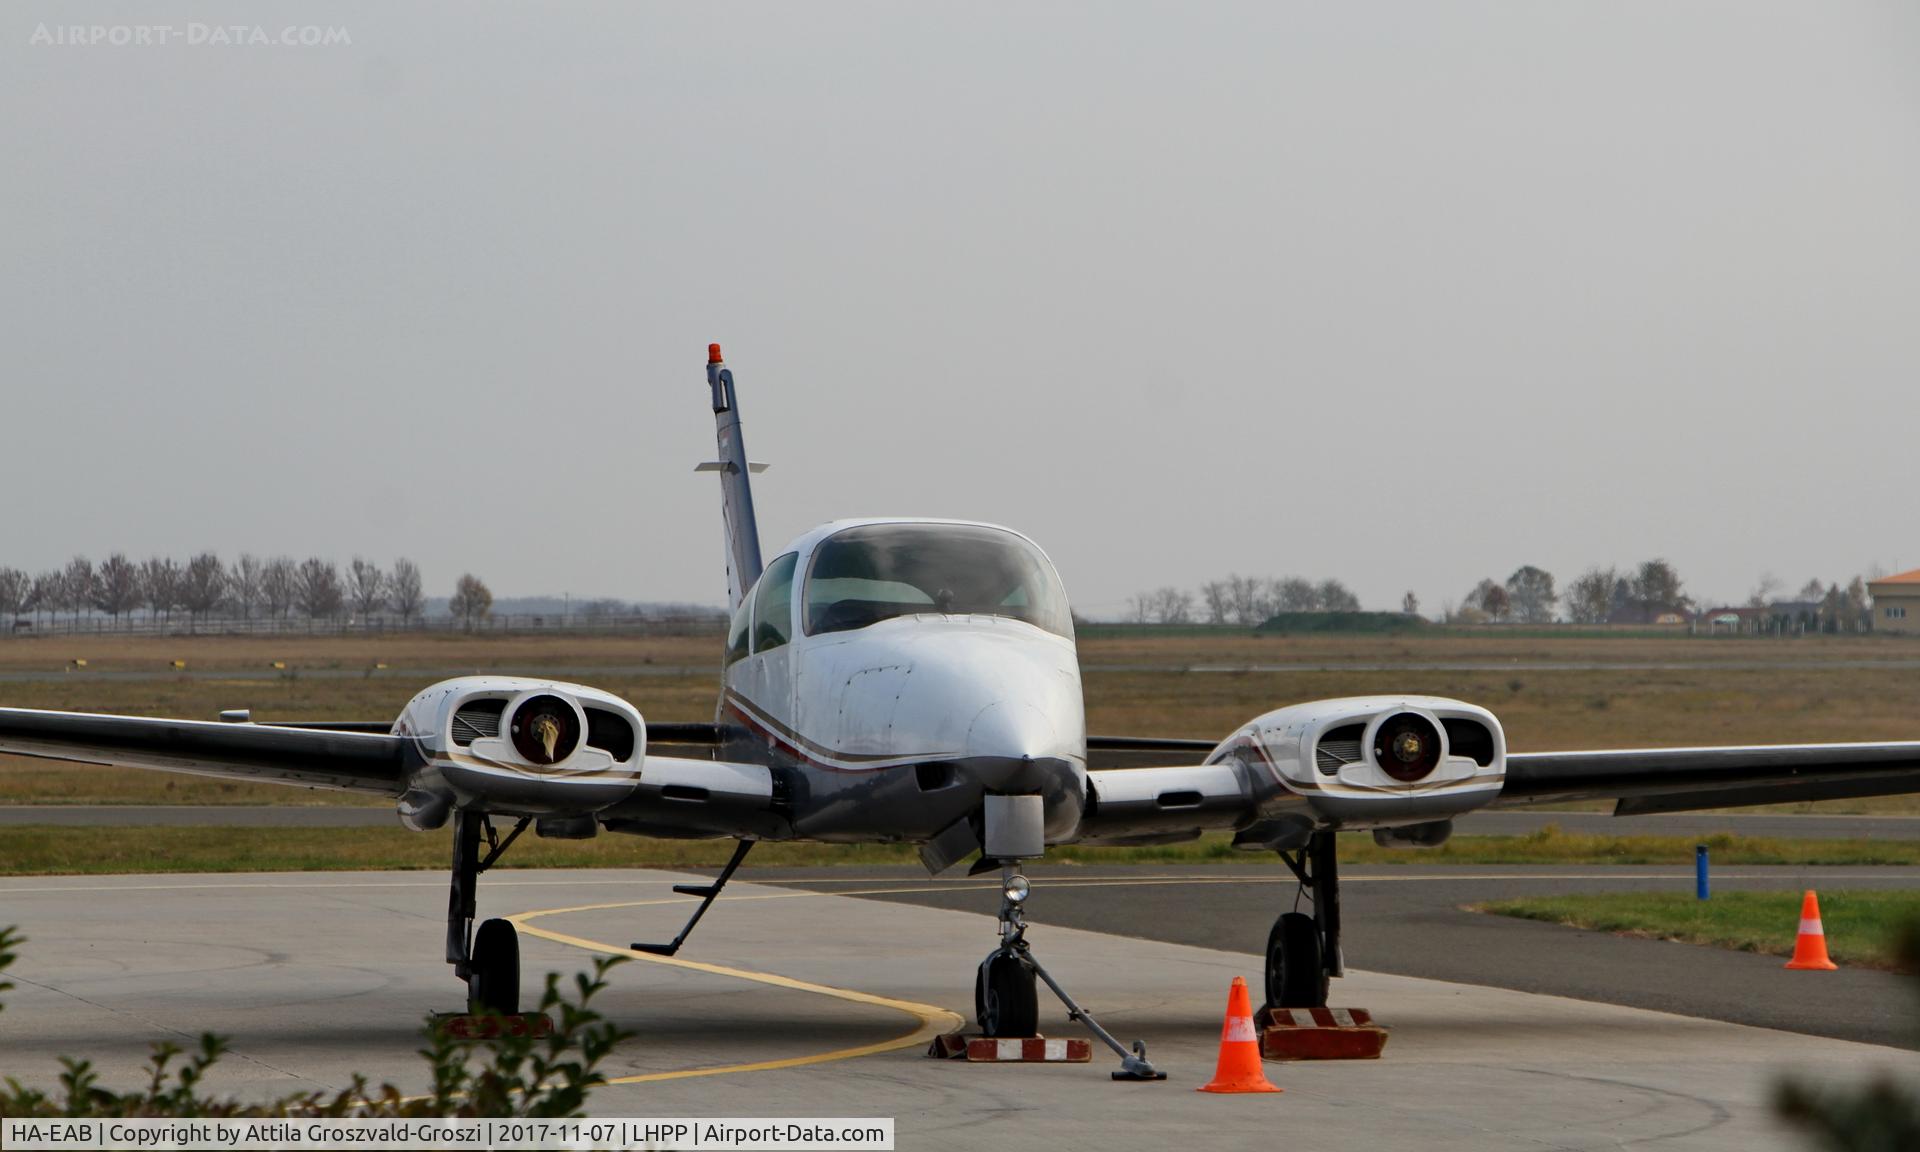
[1784,890,1839,971]
[1197,976,1281,1094]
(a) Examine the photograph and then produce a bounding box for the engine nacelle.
[392,676,645,823]
[1207,695,1505,830]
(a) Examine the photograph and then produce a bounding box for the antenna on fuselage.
[697,343,767,613]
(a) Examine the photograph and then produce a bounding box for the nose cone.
[967,700,1058,760]
[965,701,1061,792]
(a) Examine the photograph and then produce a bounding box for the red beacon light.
[709,343,724,364]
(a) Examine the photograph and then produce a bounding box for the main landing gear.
[976,863,1166,1081]
[1265,829,1340,1010]
[447,809,531,1014]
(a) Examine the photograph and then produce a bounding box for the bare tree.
[295,558,344,623]
[1746,572,1781,611]
[580,597,625,621]
[388,558,425,624]
[28,571,60,628]
[1316,579,1360,613]
[1273,577,1319,613]
[1199,581,1231,625]
[447,573,493,631]
[1147,586,1194,624]
[1125,592,1153,624]
[1219,574,1261,626]
[61,557,95,628]
[1844,577,1870,633]
[141,557,180,626]
[1468,578,1510,621]
[1504,565,1557,624]
[1565,566,1617,625]
[1631,559,1690,614]
[1819,583,1845,634]
[92,553,142,625]
[0,568,28,624]
[348,558,388,621]
[261,556,298,621]
[1796,578,1826,603]
[178,553,227,632]
[228,554,264,621]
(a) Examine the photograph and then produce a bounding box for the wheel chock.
[1257,1007,1388,1061]
[926,1032,1092,1063]
[433,1012,553,1041]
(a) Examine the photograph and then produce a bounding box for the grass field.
[1478,890,1920,970]
[3,825,1918,877]
[2,630,1917,816]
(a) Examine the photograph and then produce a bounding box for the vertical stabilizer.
[699,344,765,611]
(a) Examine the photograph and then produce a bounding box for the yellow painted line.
[508,862,1857,1083]
[506,899,964,1086]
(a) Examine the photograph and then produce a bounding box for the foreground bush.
[1774,921,1920,1150]
[0,925,630,1117]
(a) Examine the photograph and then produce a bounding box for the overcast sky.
[3,3,1915,617]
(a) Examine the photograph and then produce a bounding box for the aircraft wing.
[0,706,413,795]
[1495,741,1920,815]
[1078,734,1920,842]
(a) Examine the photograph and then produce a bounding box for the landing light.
[1003,875,1031,905]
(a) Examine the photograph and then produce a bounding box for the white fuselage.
[717,519,1090,843]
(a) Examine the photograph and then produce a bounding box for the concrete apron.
[2,869,1913,1150]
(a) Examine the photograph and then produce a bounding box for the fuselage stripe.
[721,690,941,774]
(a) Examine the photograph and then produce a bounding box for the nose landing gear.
[975,863,1166,1081]
[1265,829,1340,1010]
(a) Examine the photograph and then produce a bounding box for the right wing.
[0,706,415,795]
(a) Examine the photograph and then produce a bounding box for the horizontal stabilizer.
[694,461,770,474]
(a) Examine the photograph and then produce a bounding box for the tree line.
[1127,575,1364,625]
[1455,562,1876,632]
[1128,558,1884,632]
[0,554,495,632]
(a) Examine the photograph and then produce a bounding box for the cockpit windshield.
[804,523,1072,639]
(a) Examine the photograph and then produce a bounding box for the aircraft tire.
[1265,911,1328,1009]
[469,918,521,1015]
[976,952,1039,1038]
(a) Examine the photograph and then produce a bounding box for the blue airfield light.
[1696,844,1710,900]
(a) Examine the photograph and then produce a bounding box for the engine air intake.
[1442,718,1497,767]
[450,699,507,746]
[1315,724,1367,774]
[509,695,581,766]
[1373,712,1443,782]
[584,707,637,762]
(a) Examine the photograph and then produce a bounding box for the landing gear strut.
[976,863,1166,1081]
[1267,829,1340,1010]
[446,809,530,1014]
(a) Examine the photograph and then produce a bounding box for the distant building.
[1606,604,1693,627]
[1767,600,1824,634]
[1702,606,1768,634]
[1867,569,1920,635]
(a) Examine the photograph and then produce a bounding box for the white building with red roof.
[1867,569,1920,634]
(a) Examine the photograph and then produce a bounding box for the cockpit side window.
[751,552,798,652]
[804,524,1072,639]
[724,594,751,667]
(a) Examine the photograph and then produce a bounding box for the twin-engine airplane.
[6,346,1920,1072]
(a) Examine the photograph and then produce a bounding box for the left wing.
[1078,728,1920,843]
[1496,741,1920,815]
[0,707,414,795]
